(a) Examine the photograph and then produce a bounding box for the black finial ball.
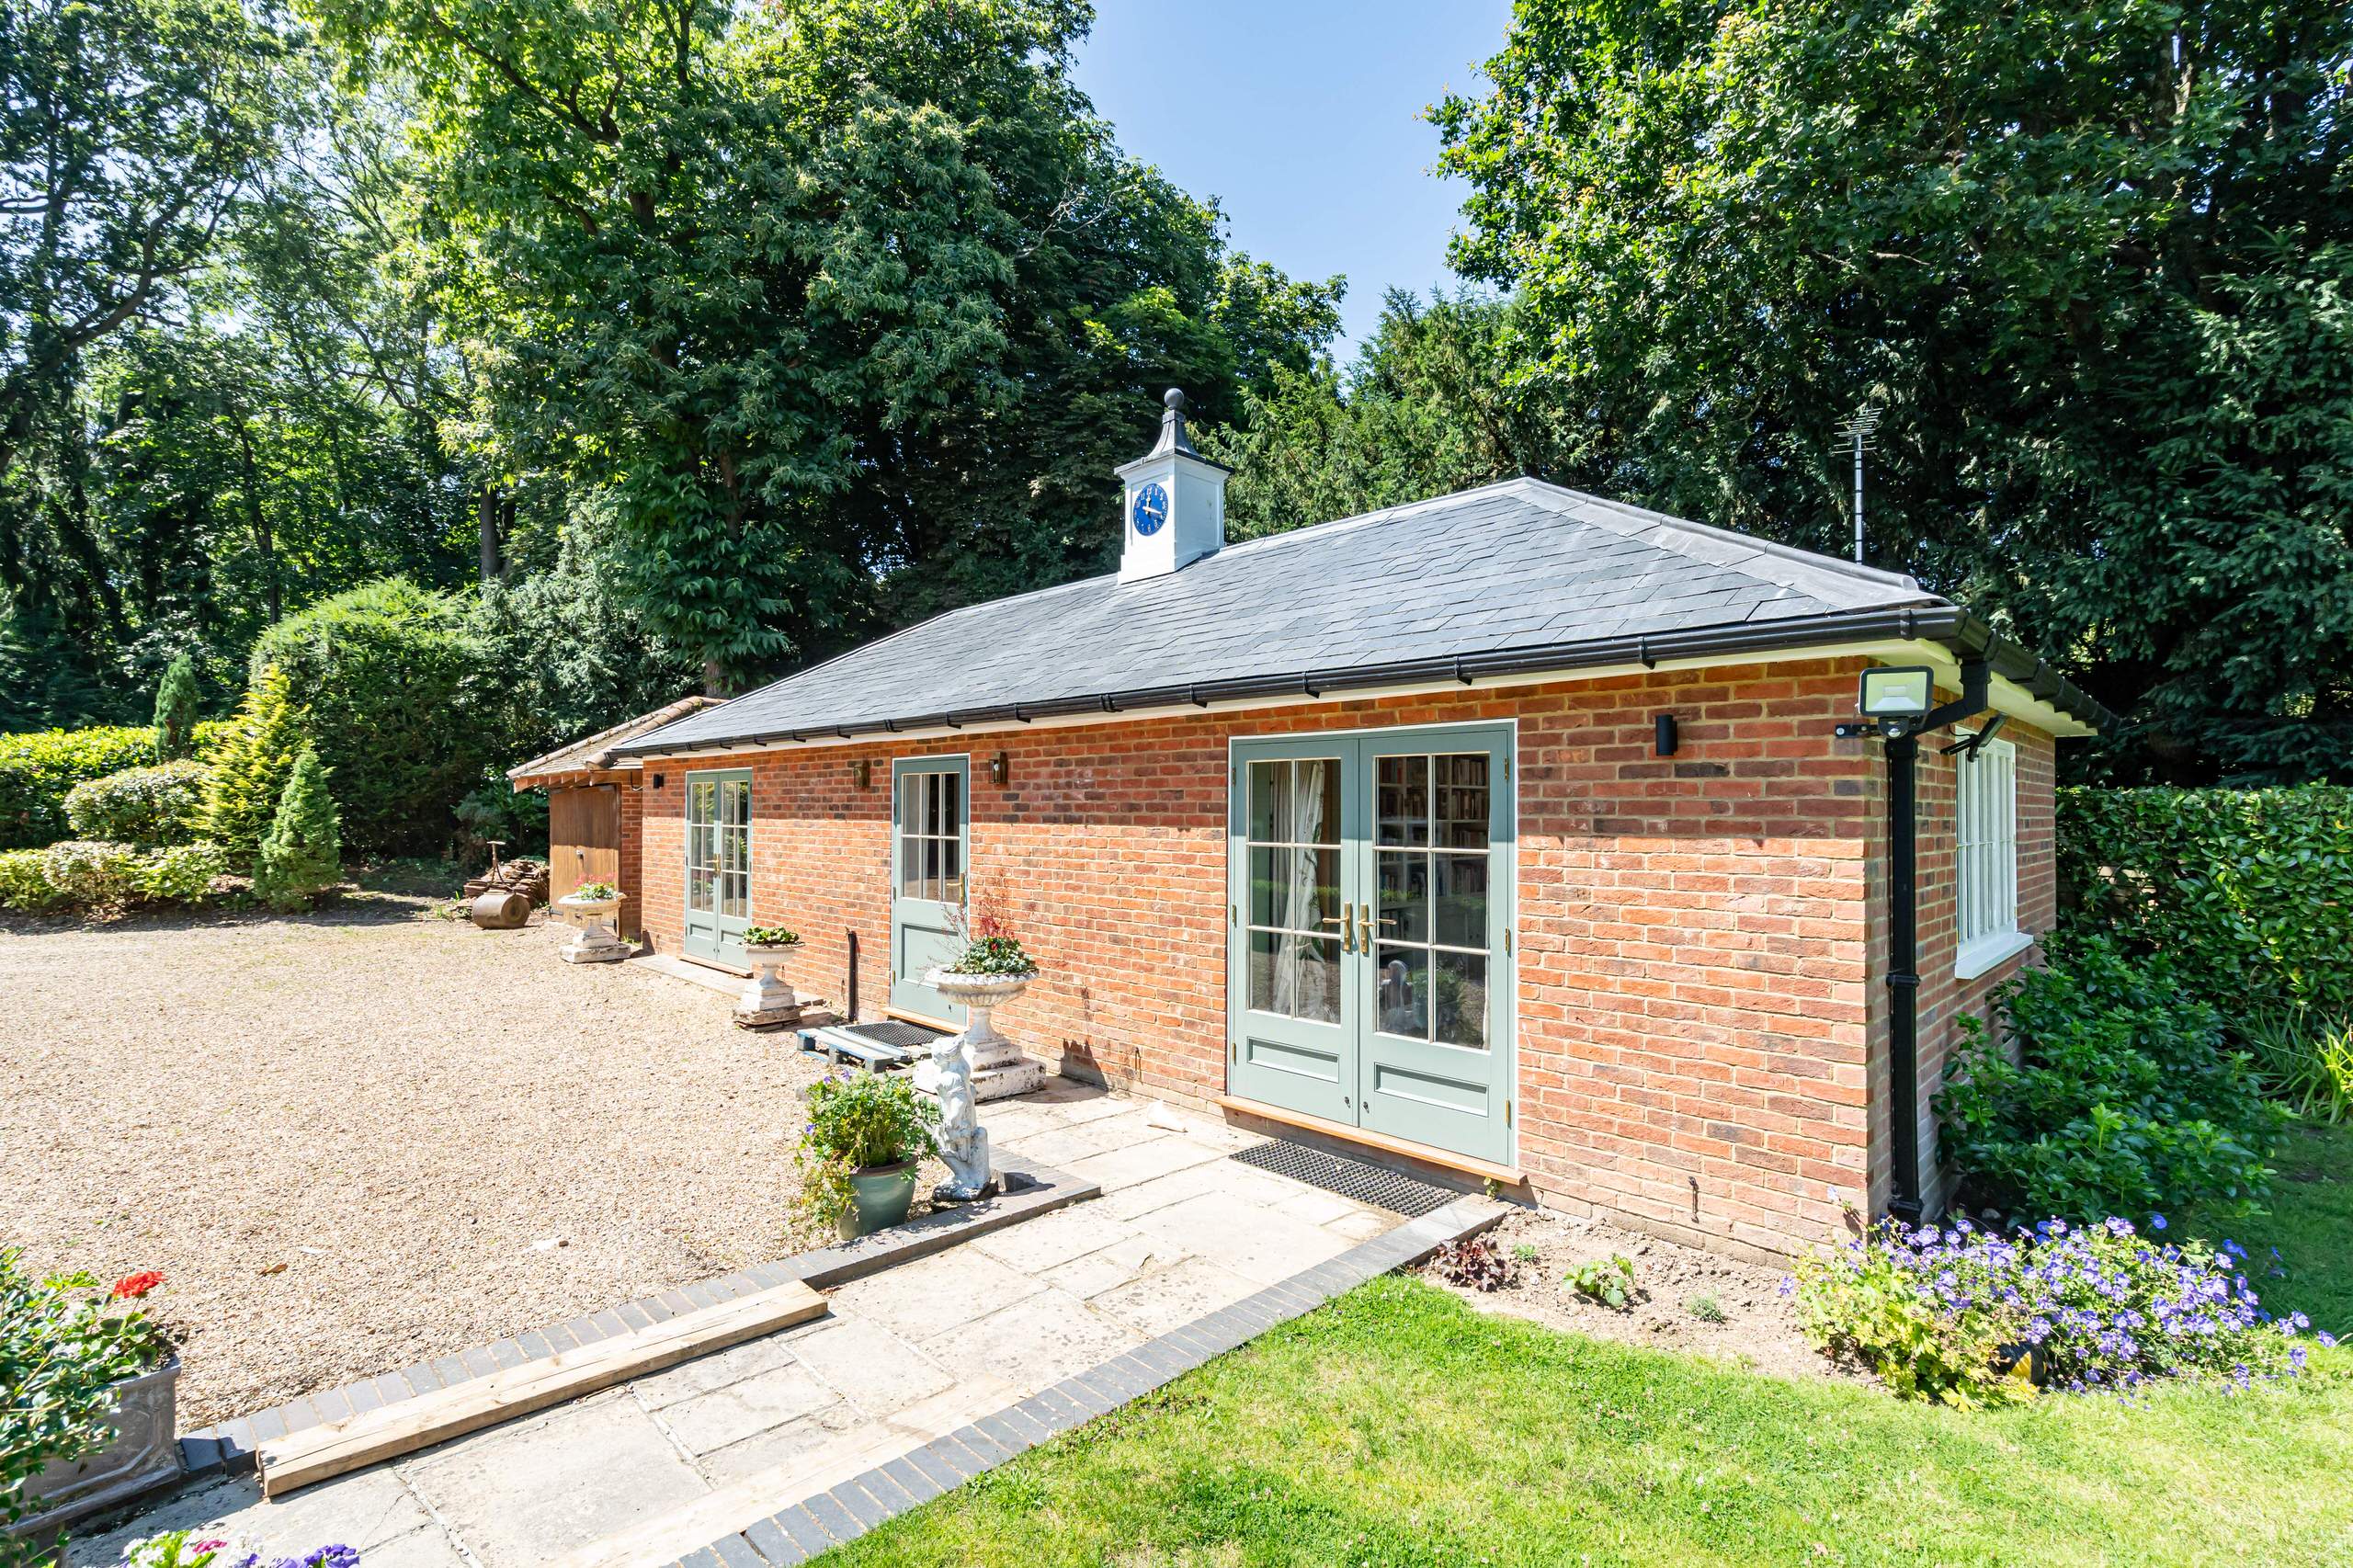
[1164,387,1186,413]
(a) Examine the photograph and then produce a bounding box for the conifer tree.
[153,654,201,760]
[256,744,343,910]
[200,665,305,866]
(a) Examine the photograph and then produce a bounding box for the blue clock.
[1131,481,1169,537]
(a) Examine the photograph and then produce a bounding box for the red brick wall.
[626,657,2058,1259]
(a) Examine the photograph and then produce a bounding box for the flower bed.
[1792,1215,2325,1407]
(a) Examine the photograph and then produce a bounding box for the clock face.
[1131,481,1169,538]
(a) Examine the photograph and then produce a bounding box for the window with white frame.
[1953,733,2020,976]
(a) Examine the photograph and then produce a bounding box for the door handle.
[1357,903,1373,952]
[1325,911,1354,955]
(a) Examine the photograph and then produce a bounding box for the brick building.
[518,393,2107,1260]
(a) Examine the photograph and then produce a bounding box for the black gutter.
[608,605,2113,759]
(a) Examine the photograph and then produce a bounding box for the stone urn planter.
[10,1357,183,1540]
[917,969,1048,1103]
[839,1159,919,1240]
[554,890,630,964]
[734,932,813,1028]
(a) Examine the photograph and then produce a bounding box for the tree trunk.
[236,416,279,623]
[478,482,505,584]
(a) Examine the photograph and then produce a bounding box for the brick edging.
[176,1163,1099,1480]
[669,1195,1508,1568]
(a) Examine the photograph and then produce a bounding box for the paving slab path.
[70,1081,1491,1568]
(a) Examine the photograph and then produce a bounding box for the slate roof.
[614,477,2095,756]
[507,694,722,782]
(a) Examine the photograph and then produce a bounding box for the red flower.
[109,1270,165,1301]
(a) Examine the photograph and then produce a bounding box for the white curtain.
[1272,761,1326,1017]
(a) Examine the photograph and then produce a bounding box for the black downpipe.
[845,929,859,1021]
[1885,733,1924,1225]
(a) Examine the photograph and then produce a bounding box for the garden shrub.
[63,759,210,845]
[38,840,142,909]
[0,1249,166,1543]
[249,575,488,856]
[0,841,231,915]
[2243,1009,2353,1124]
[134,841,232,903]
[0,849,60,912]
[201,666,306,868]
[153,653,201,761]
[1935,938,2285,1223]
[0,725,159,848]
[2057,785,2353,1017]
[256,747,342,911]
[1792,1216,2324,1407]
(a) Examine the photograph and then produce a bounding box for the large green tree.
[1432,0,2353,780]
[310,0,1337,692]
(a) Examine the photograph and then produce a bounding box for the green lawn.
[827,1125,2353,1567]
[2183,1119,2353,1335]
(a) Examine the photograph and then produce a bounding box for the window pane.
[688,824,712,871]
[1373,943,1430,1040]
[1376,850,1428,943]
[898,775,921,835]
[688,868,714,914]
[722,826,747,874]
[942,834,961,903]
[923,835,940,900]
[722,778,750,826]
[1376,755,1429,846]
[1434,950,1488,1049]
[898,838,922,899]
[1251,845,1340,931]
[1434,853,1488,949]
[690,779,716,824]
[722,870,747,917]
[1435,755,1490,849]
[940,772,961,834]
[1247,929,1339,1023]
[1247,760,1290,841]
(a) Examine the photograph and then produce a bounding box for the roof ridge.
[507,692,719,778]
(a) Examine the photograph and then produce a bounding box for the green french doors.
[683,768,752,964]
[1227,725,1515,1165]
[891,756,970,1023]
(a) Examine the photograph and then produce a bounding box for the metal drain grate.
[836,1020,949,1051]
[1231,1139,1460,1217]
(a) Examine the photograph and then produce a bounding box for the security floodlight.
[1859,666,1935,721]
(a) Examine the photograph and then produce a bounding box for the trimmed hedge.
[0,840,231,914]
[0,722,232,850]
[0,728,157,849]
[2056,785,2353,1018]
[248,576,485,856]
[63,760,210,845]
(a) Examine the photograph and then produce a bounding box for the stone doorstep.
[663,1193,1511,1568]
[173,1162,1100,1485]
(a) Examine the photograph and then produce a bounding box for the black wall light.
[651,772,665,790]
[1654,714,1679,756]
[849,758,870,790]
[990,750,1009,786]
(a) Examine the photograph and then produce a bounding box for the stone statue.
[929,1030,996,1202]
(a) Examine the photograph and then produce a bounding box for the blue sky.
[1071,1,1518,353]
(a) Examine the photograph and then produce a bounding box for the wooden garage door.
[549,785,620,906]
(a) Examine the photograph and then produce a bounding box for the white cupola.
[1115,388,1230,583]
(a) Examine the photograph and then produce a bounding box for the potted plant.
[734,923,806,1027]
[918,891,1046,1101]
[4,1255,181,1542]
[553,880,628,964]
[793,1073,940,1240]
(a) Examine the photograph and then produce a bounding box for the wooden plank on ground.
[547,1373,1023,1568]
[256,1280,828,1498]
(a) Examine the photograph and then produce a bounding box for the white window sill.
[1954,928,2035,982]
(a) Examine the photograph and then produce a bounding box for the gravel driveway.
[2,883,828,1430]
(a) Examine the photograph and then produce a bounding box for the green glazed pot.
[838,1160,917,1239]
